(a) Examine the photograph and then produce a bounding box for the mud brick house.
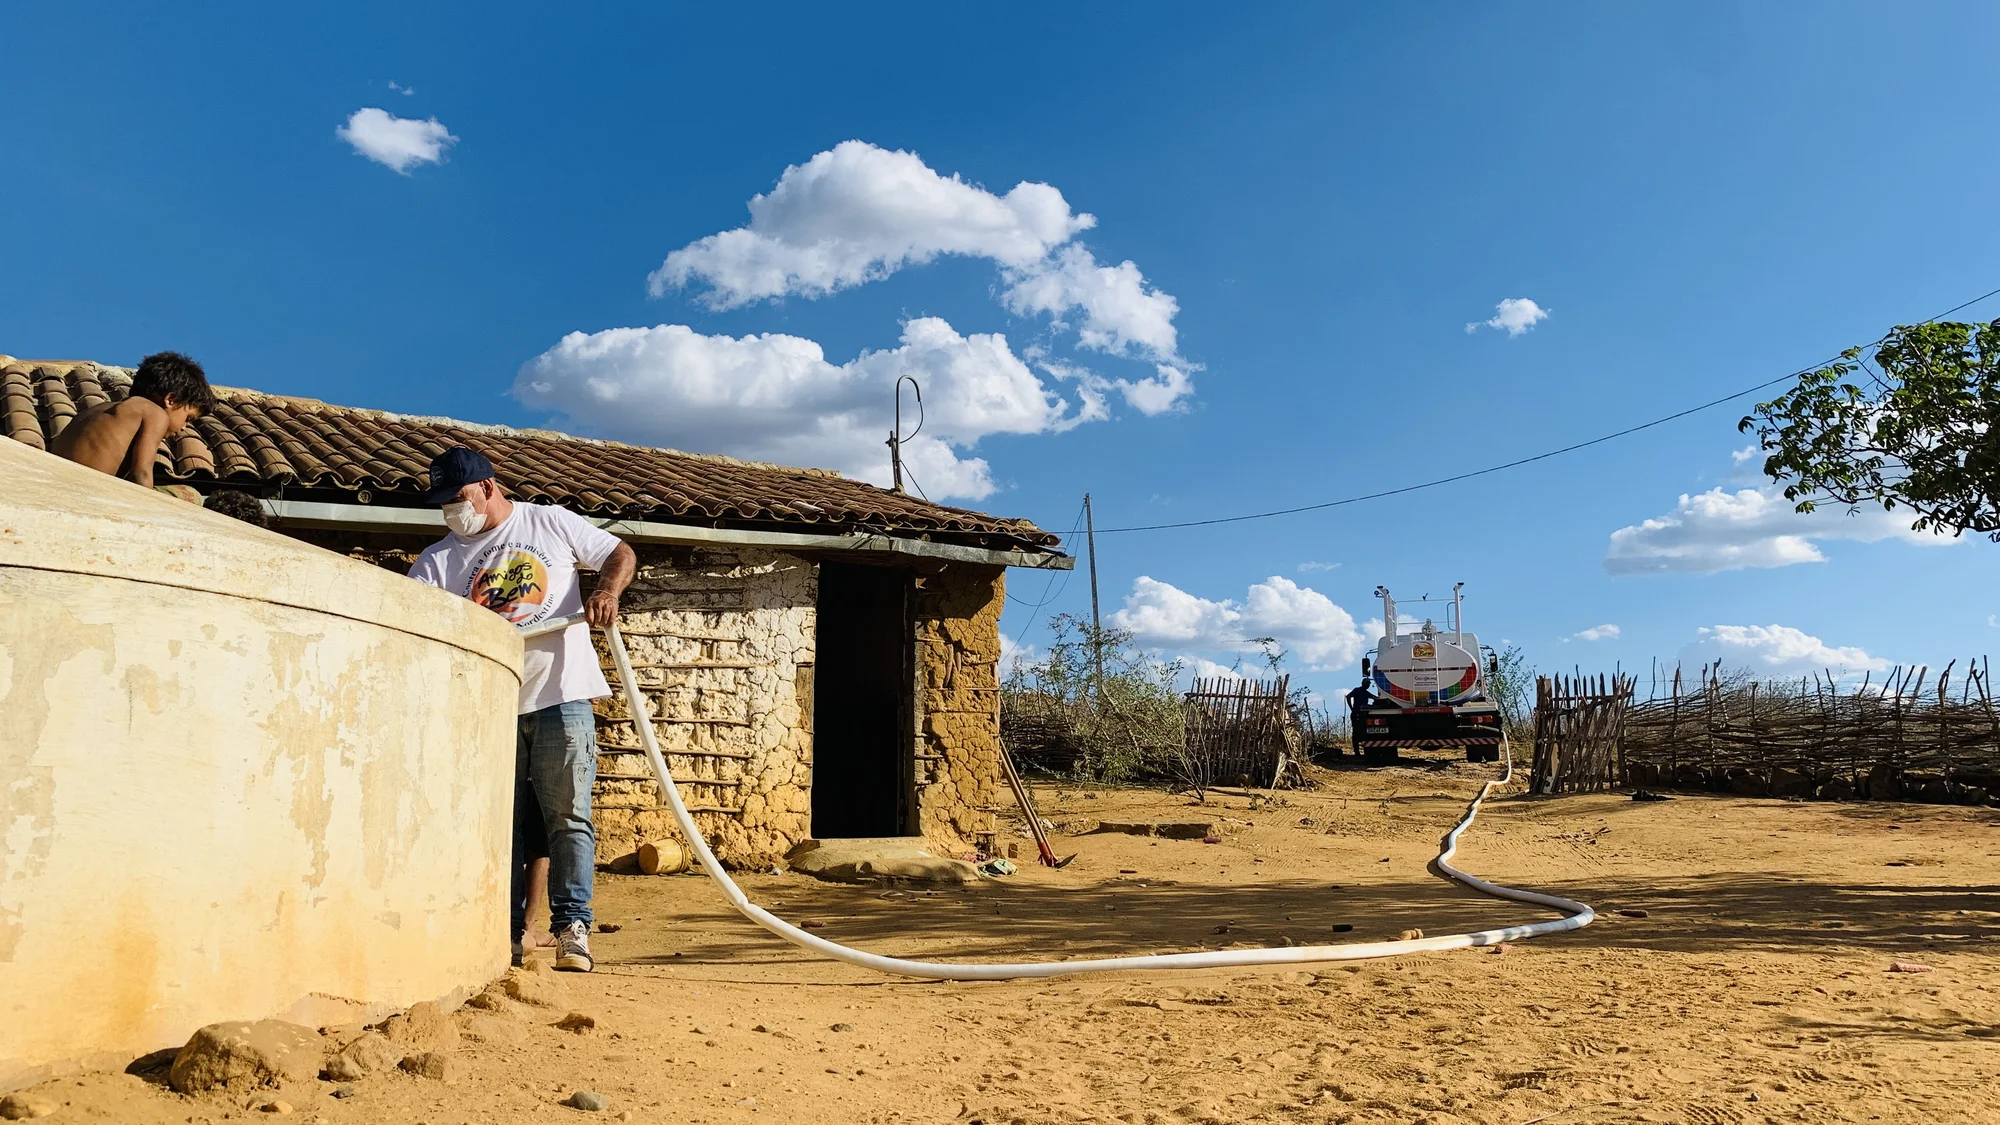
[3,355,1071,867]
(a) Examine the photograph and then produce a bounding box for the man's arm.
[121,401,172,488]
[584,541,636,628]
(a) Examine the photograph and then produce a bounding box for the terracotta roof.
[0,357,1061,549]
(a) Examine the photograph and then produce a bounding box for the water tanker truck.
[1352,583,1504,763]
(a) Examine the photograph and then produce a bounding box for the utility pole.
[1085,493,1104,702]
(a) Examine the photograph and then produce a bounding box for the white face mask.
[442,500,488,537]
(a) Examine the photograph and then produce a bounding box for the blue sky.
[7,3,2000,700]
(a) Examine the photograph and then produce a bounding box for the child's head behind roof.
[131,351,214,417]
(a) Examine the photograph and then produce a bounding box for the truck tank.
[1352,583,1503,762]
[1372,633,1483,706]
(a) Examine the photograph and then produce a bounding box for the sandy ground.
[27,758,2000,1125]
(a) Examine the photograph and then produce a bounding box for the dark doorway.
[811,562,915,838]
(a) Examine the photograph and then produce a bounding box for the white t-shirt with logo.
[409,502,622,715]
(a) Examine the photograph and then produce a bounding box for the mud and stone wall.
[914,565,1007,857]
[0,440,521,1092]
[588,549,1007,869]
[588,547,815,868]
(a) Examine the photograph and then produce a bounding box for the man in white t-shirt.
[409,447,636,972]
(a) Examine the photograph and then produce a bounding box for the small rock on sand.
[1490,943,1511,956]
[169,1019,324,1094]
[398,1052,456,1082]
[500,963,573,1009]
[258,1100,293,1115]
[1618,909,1651,919]
[323,1031,401,1081]
[1330,924,1353,933]
[555,1012,599,1034]
[329,1085,357,1099]
[830,1023,854,1032]
[382,1001,459,1054]
[1888,961,1934,974]
[0,1095,57,1120]
[564,1090,609,1112]
[1397,928,1424,942]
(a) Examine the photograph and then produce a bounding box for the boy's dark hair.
[131,351,215,415]
[204,490,271,528]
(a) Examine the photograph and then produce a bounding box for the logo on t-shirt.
[468,546,553,625]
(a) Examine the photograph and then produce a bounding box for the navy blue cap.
[423,446,495,505]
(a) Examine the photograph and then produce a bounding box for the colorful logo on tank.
[468,547,551,625]
[1374,664,1480,705]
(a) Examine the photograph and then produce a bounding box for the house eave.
[260,499,1076,571]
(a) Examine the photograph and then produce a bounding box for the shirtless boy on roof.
[51,351,214,488]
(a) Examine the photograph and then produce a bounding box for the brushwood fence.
[1180,676,1297,791]
[1527,660,2000,805]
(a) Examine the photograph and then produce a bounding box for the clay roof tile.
[0,355,1062,550]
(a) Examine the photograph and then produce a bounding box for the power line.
[1002,498,1088,673]
[1008,498,1088,612]
[1098,284,2000,535]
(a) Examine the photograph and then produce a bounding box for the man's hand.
[585,541,636,630]
[585,587,621,630]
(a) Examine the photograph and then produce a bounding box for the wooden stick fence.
[1530,673,1635,793]
[1527,658,2000,803]
[1181,675,1293,791]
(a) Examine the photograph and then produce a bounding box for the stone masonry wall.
[914,565,1007,857]
[590,547,815,869]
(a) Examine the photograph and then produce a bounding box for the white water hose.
[522,614,1594,979]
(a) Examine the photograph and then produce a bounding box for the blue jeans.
[512,700,597,936]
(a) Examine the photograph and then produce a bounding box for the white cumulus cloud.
[1465,297,1550,336]
[337,107,457,173]
[646,141,1196,416]
[650,140,1094,307]
[999,635,1039,677]
[1000,244,1180,361]
[536,142,1197,487]
[1605,486,1950,575]
[515,316,1102,501]
[1109,575,1371,670]
[1681,624,1887,675]
[1570,624,1621,642]
[1183,657,1247,682]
